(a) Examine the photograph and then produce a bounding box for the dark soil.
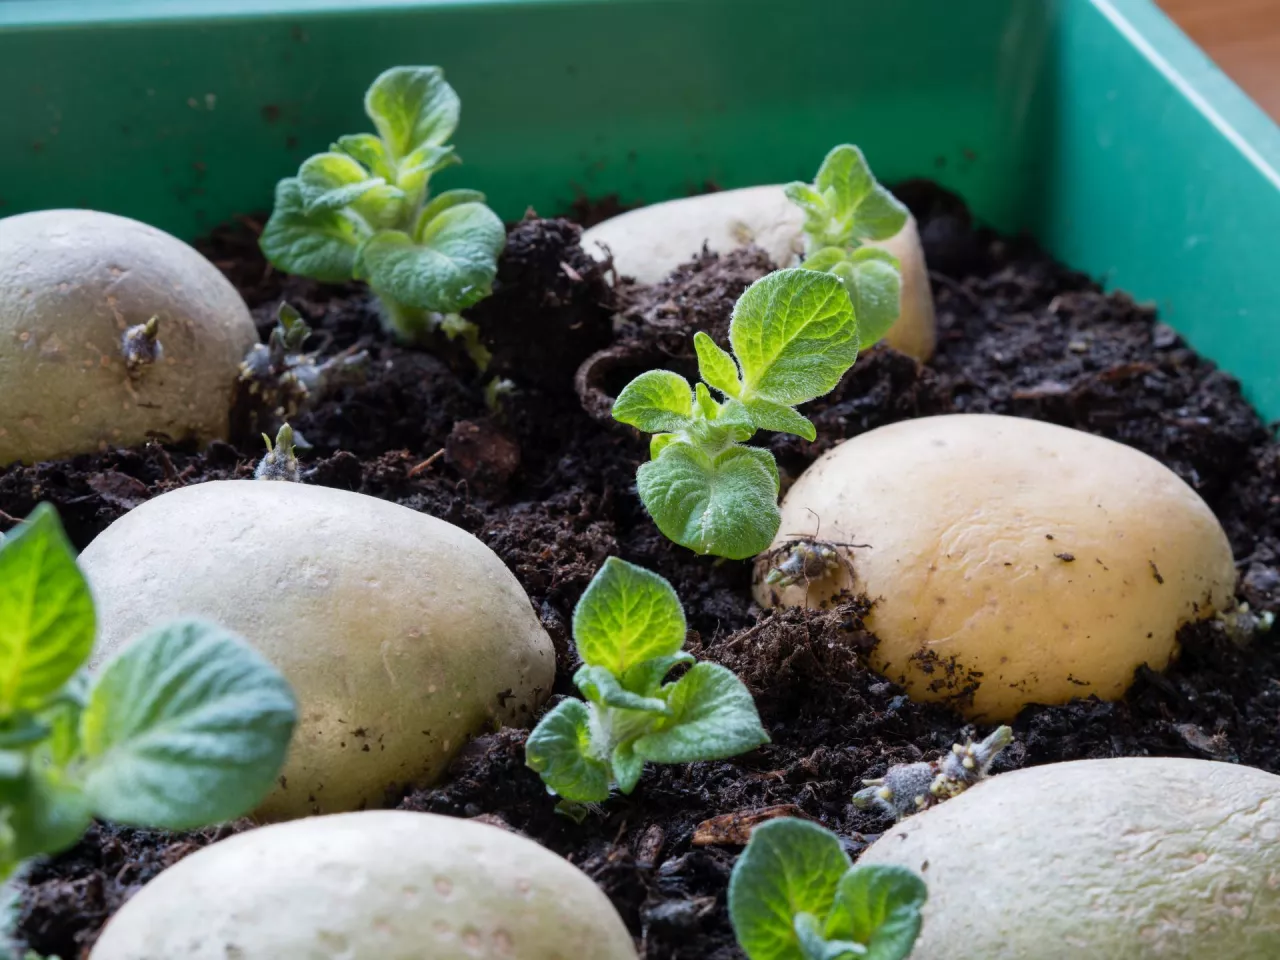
[9,185,1280,960]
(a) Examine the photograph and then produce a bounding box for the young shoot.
[612,268,857,559]
[785,145,910,347]
[256,422,300,482]
[524,557,768,805]
[853,726,1013,822]
[259,66,505,355]
[730,817,927,960]
[0,504,297,884]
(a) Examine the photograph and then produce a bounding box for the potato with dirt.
[857,757,1280,958]
[753,414,1237,720]
[79,480,555,820]
[0,209,258,466]
[90,810,638,959]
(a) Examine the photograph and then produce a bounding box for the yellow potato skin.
[0,209,258,465]
[753,414,1237,720]
[858,758,1280,959]
[81,481,555,819]
[90,811,639,960]
[579,185,936,361]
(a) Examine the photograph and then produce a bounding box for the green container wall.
[2,0,1279,415]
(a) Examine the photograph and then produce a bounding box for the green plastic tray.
[2,0,1278,416]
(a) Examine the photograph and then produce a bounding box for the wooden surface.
[1158,0,1280,119]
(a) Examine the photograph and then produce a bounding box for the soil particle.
[11,183,1280,959]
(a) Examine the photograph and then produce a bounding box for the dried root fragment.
[854,725,1013,821]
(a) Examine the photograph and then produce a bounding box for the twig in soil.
[692,804,811,847]
[408,449,446,477]
[0,506,21,529]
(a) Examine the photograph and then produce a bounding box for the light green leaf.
[79,619,296,830]
[744,397,817,442]
[612,740,645,795]
[729,818,853,960]
[851,186,910,244]
[398,144,460,200]
[524,699,611,803]
[729,269,858,408]
[633,663,768,763]
[842,248,901,348]
[620,652,695,698]
[0,768,91,866]
[364,65,460,159]
[37,672,89,768]
[260,177,365,282]
[795,914,863,960]
[799,246,849,274]
[637,437,781,561]
[414,189,488,240]
[574,665,669,715]
[572,557,687,674]
[613,371,695,434]
[814,145,908,245]
[0,504,95,717]
[694,332,742,398]
[297,152,380,212]
[334,133,394,180]
[827,865,927,960]
[356,202,505,314]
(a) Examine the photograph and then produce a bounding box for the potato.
[753,414,1236,720]
[858,757,1280,958]
[90,810,638,959]
[0,209,258,465]
[80,480,554,819]
[579,185,936,360]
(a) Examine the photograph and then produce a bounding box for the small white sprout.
[121,316,163,373]
[255,423,300,482]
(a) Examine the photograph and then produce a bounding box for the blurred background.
[1160,0,1280,118]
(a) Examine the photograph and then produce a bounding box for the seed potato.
[858,757,1280,959]
[0,209,258,465]
[579,185,936,360]
[753,414,1237,719]
[90,810,639,960]
[80,481,555,819]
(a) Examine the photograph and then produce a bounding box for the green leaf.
[573,557,687,674]
[78,619,296,830]
[803,247,901,348]
[524,699,611,803]
[743,397,817,442]
[613,371,695,434]
[574,665,669,715]
[694,332,742,397]
[297,152,380,212]
[260,177,365,283]
[795,914,864,960]
[850,186,910,244]
[611,740,645,795]
[364,65,460,159]
[729,818,853,960]
[730,269,858,408]
[0,504,95,717]
[334,133,394,180]
[633,663,768,763]
[414,188,488,240]
[637,443,781,560]
[620,652,695,698]
[398,144,461,200]
[38,674,87,768]
[356,201,505,314]
[0,768,91,865]
[827,866,927,960]
[814,145,908,244]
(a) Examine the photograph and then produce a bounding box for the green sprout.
[730,818,927,960]
[259,66,505,356]
[0,504,297,884]
[785,145,909,347]
[524,558,768,805]
[255,422,300,482]
[612,268,858,559]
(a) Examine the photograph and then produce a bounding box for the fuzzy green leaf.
[0,505,95,717]
[297,152,380,212]
[414,189,488,240]
[803,247,901,348]
[613,371,695,434]
[355,202,505,314]
[814,145,908,245]
[794,914,862,960]
[524,699,611,803]
[397,144,460,199]
[637,443,780,560]
[0,768,91,867]
[694,332,742,398]
[729,818,853,960]
[612,740,645,795]
[633,663,768,763]
[260,178,364,283]
[620,652,695,698]
[730,269,858,408]
[78,620,296,830]
[743,397,817,441]
[334,133,394,180]
[364,65,460,159]
[573,558,687,674]
[574,665,669,715]
[827,866,927,960]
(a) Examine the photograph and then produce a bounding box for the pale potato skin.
[0,209,258,465]
[80,481,555,819]
[90,810,639,960]
[858,758,1280,959]
[579,185,936,360]
[753,414,1236,720]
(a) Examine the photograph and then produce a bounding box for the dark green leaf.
[634,663,768,763]
[612,741,645,795]
[524,699,611,803]
[0,767,91,867]
[613,371,695,434]
[573,558,686,674]
[260,178,364,282]
[827,865,927,960]
[413,188,487,240]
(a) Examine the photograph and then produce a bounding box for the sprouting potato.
[753,414,1237,720]
[79,480,555,819]
[90,810,639,959]
[0,209,259,465]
